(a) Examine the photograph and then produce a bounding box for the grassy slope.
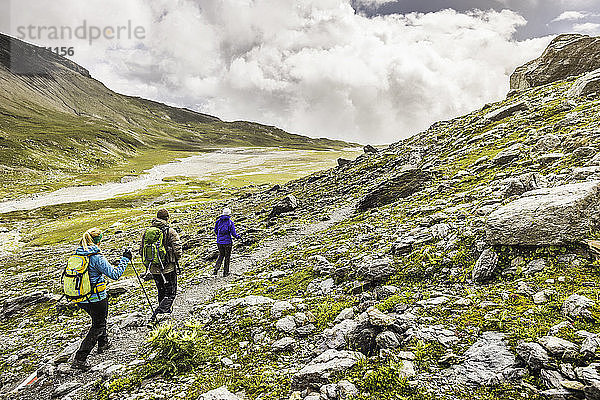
[0,34,352,200]
[3,73,599,400]
[111,75,600,399]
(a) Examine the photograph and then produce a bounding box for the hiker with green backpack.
[63,227,131,371]
[140,208,182,323]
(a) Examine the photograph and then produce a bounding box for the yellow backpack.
[62,255,95,302]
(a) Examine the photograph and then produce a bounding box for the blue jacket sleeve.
[230,221,240,239]
[96,255,129,280]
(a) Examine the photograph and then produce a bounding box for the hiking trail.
[14,203,355,400]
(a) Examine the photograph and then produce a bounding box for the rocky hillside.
[4,33,600,400]
[0,34,349,200]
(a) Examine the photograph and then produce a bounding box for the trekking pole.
[130,255,155,316]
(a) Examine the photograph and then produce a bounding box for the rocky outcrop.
[441,332,519,387]
[567,68,600,98]
[562,294,596,321]
[510,34,600,90]
[270,195,298,218]
[486,181,600,246]
[292,349,365,389]
[471,249,499,283]
[357,167,429,211]
[483,101,529,122]
[0,290,54,320]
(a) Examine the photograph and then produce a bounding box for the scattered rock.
[484,101,529,123]
[270,195,298,218]
[198,386,240,400]
[292,349,365,389]
[516,341,553,371]
[471,249,499,283]
[0,290,53,320]
[336,380,359,398]
[399,360,417,378]
[567,68,600,98]
[323,319,360,350]
[271,301,294,318]
[562,294,595,321]
[363,145,378,154]
[524,258,547,275]
[306,278,334,296]
[486,181,600,246]
[375,331,400,349]
[272,337,296,352]
[366,306,394,326]
[411,325,459,347]
[442,332,518,387]
[51,382,79,398]
[337,158,352,167]
[276,315,297,334]
[538,336,579,360]
[227,295,274,308]
[357,166,430,211]
[355,258,396,284]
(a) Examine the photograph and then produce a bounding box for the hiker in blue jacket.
[71,227,131,371]
[213,208,241,277]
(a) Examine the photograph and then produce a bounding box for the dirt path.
[12,203,355,400]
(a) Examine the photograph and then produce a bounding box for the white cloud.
[7,0,552,144]
[573,22,600,33]
[353,0,397,6]
[552,10,589,22]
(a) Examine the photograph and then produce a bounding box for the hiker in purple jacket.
[213,208,241,277]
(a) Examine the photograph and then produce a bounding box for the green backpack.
[142,226,167,269]
[62,254,101,302]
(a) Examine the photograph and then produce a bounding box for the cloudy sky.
[2,0,600,144]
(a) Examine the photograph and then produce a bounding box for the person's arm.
[214,219,218,236]
[96,254,129,280]
[230,221,240,239]
[170,228,183,260]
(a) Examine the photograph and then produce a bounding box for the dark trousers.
[215,244,232,275]
[75,298,108,361]
[152,270,177,318]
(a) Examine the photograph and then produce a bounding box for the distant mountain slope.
[0,34,351,199]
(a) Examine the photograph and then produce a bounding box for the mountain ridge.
[0,33,352,200]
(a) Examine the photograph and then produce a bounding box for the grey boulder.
[484,101,529,123]
[472,249,499,283]
[516,341,553,371]
[562,294,595,321]
[357,166,429,211]
[567,68,600,98]
[292,349,365,389]
[355,258,396,284]
[486,181,600,246]
[441,332,519,387]
[270,194,298,218]
[538,336,579,362]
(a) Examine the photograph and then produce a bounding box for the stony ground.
[3,34,600,400]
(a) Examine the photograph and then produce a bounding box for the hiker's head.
[222,208,231,216]
[80,227,103,250]
[157,208,169,221]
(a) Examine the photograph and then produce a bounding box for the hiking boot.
[71,359,91,371]
[97,342,112,354]
[212,268,219,276]
[223,272,230,277]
